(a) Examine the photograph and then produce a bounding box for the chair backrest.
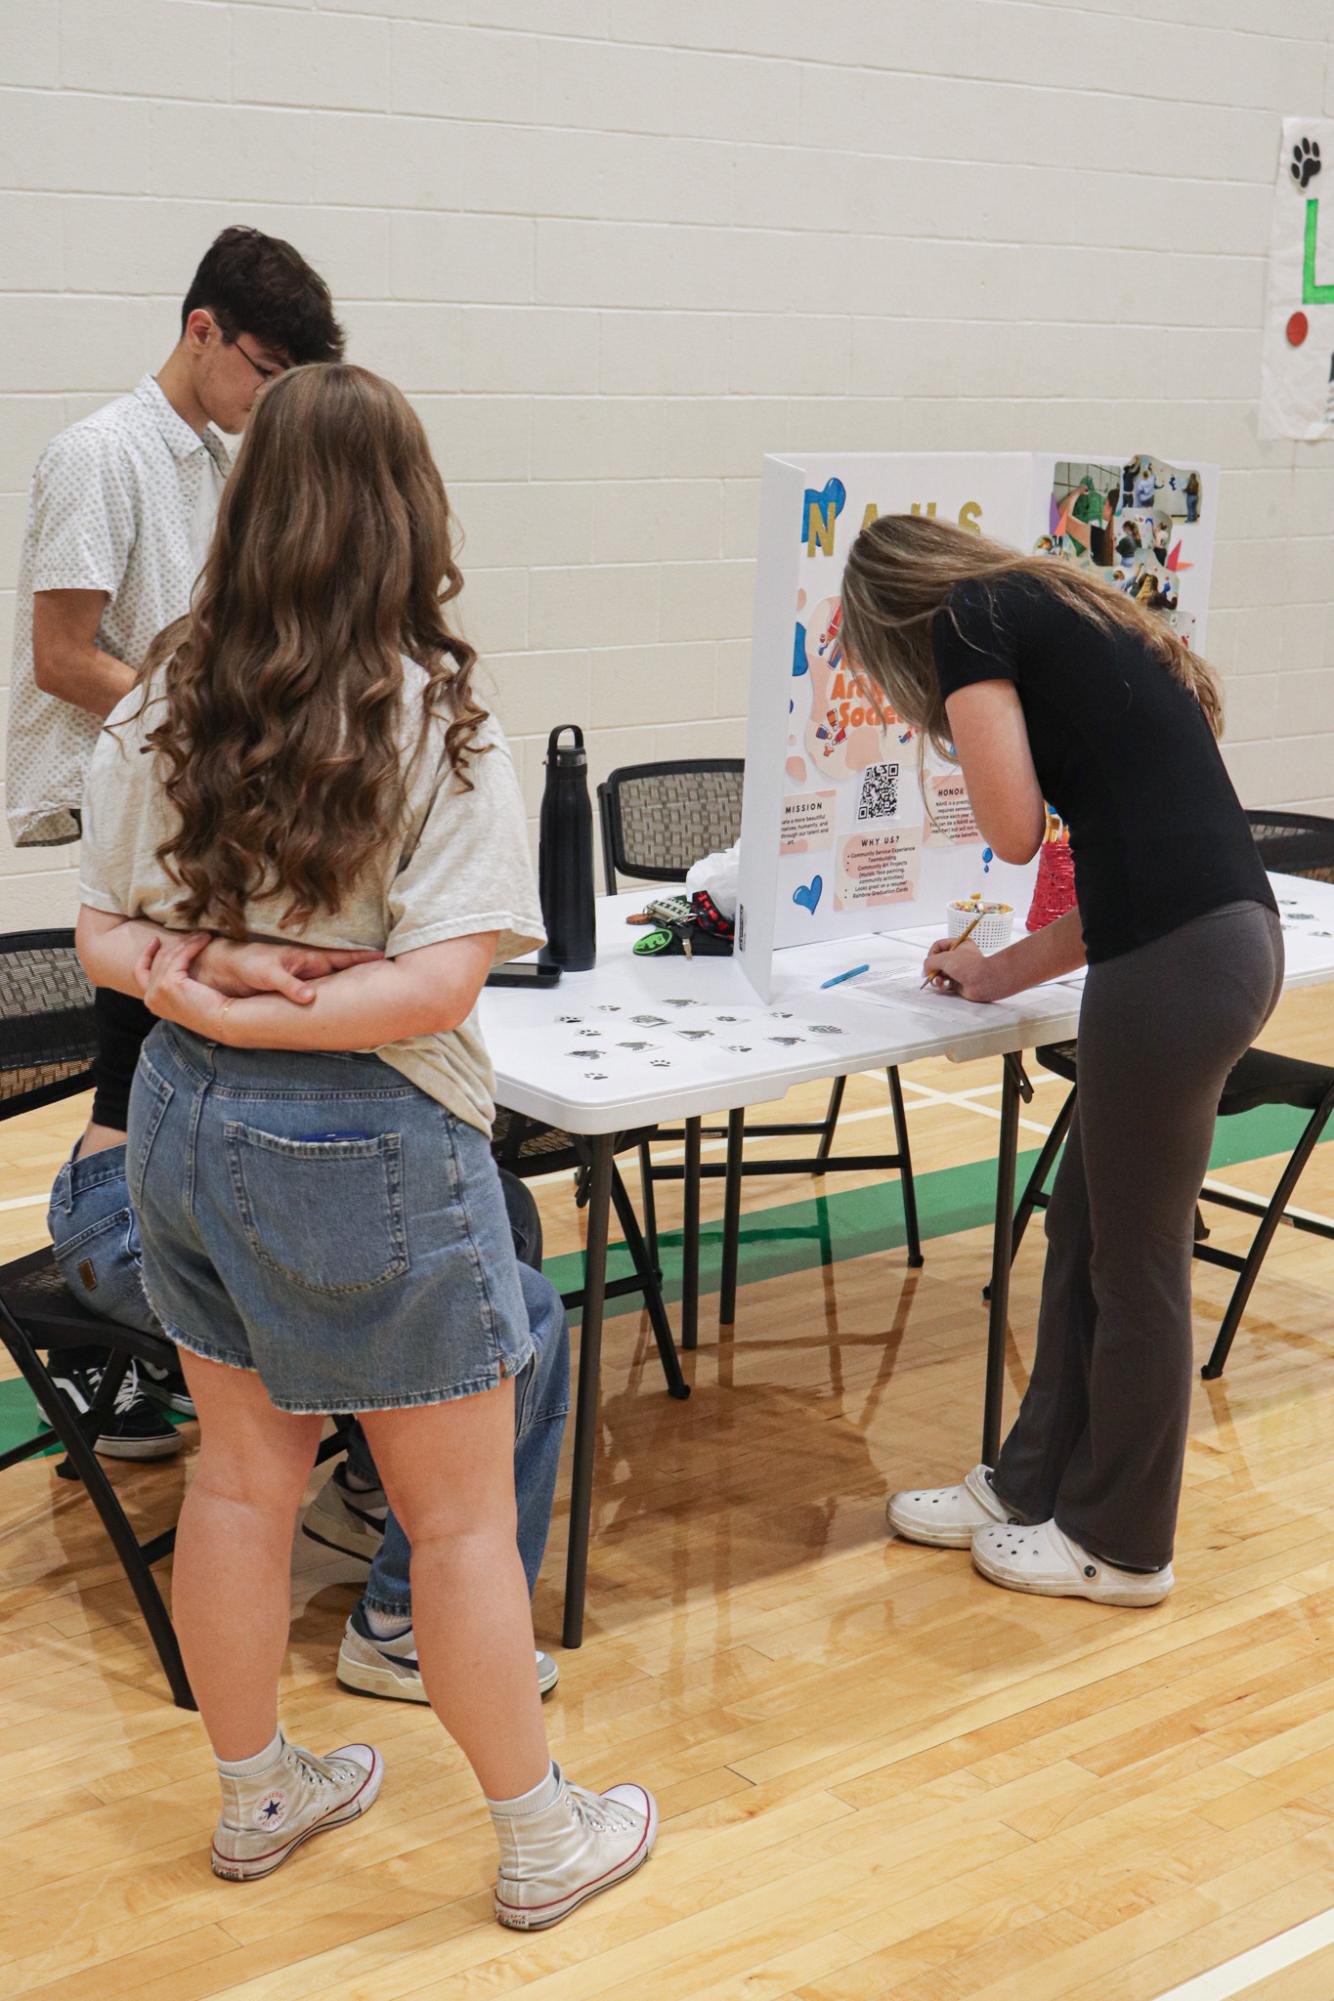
[0,929,97,1120]
[598,759,744,890]
[1248,811,1334,885]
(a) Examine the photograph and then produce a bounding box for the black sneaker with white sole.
[49,1356,183,1461]
[138,1357,197,1419]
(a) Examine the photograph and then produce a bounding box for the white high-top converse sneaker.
[493,1765,657,1929]
[211,1734,383,1881]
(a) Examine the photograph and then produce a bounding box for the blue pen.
[820,963,869,989]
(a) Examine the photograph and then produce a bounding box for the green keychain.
[633,926,677,956]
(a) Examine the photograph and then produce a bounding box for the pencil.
[922,910,984,987]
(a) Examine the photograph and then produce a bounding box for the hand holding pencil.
[922,910,985,989]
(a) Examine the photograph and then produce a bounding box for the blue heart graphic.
[793,875,823,915]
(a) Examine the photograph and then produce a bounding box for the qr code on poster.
[856,761,900,822]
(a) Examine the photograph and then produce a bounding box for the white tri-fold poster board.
[736,449,1217,1000]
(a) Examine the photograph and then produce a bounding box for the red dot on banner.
[1287,311,1309,346]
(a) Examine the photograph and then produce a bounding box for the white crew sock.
[364,1604,411,1640]
[487,1762,561,1818]
[216,1729,284,1778]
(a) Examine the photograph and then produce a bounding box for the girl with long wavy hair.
[840,513,1281,1608]
[75,364,656,1925]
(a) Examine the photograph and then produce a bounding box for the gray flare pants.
[994,900,1284,1570]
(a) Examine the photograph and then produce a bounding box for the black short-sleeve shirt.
[930,574,1275,964]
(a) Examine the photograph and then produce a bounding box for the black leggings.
[995,901,1284,1569]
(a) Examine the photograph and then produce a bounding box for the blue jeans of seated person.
[48,1142,160,1335]
[48,1136,570,1605]
[348,1258,569,1615]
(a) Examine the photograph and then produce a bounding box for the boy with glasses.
[9,225,344,1454]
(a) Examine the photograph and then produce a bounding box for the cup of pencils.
[946,894,1013,955]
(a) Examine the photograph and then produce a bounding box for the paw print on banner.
[1292,136,1322,189]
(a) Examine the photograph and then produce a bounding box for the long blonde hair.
[135,363,486,935]
[839,513,1223,761]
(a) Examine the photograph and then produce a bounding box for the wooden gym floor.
[0,982,1331,2001]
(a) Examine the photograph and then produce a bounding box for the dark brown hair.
[181,224,344,364]
[137,363,486,934]
[839,512,1223,761]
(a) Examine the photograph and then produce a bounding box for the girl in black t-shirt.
[839,514,1282,1608]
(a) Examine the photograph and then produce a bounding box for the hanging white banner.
[1259,118,1334,441]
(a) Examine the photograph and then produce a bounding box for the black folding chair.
[0,932,352,1709]
[598,760,922,1348]
[0,930,196,1705]
[1001,812,1334,1380]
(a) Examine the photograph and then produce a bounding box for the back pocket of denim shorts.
[223,1124,408,1295]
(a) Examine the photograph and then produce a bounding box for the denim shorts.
[127,1025,533,1415]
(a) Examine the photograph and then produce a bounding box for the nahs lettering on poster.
[805,494,984,558]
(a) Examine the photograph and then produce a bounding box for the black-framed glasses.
[230,336,286,384]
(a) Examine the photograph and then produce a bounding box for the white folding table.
[482,877,1334,1647]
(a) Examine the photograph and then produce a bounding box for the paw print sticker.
[650,1058,671,1068]
[1293,136,1321,189]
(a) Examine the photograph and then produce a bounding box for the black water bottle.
[538,724,596,972]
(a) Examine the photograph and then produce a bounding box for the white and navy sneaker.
[337,1605,559,1703]
[49,1356,182,1461]
[302,1465,388,1563]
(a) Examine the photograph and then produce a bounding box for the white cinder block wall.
[3,0,1333,925]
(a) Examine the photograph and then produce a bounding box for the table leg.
[719,1107,746,1326]
[983,1053,1025,1465]
[681,1117,701,1351]
[563,1134,613,1650]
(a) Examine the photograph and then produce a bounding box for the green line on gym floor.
[0,1100,1326,1456]
[542,1099,1327,1322]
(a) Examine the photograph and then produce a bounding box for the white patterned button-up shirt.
[6,374,230,847]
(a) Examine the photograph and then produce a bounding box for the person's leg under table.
[361,1262,571,1621]
[995,904,1284,1571]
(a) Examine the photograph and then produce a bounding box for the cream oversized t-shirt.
[78,662,545,1134]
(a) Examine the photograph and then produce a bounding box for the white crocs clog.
[886,1464,1018,1550]
[971,1519,1173,1606]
